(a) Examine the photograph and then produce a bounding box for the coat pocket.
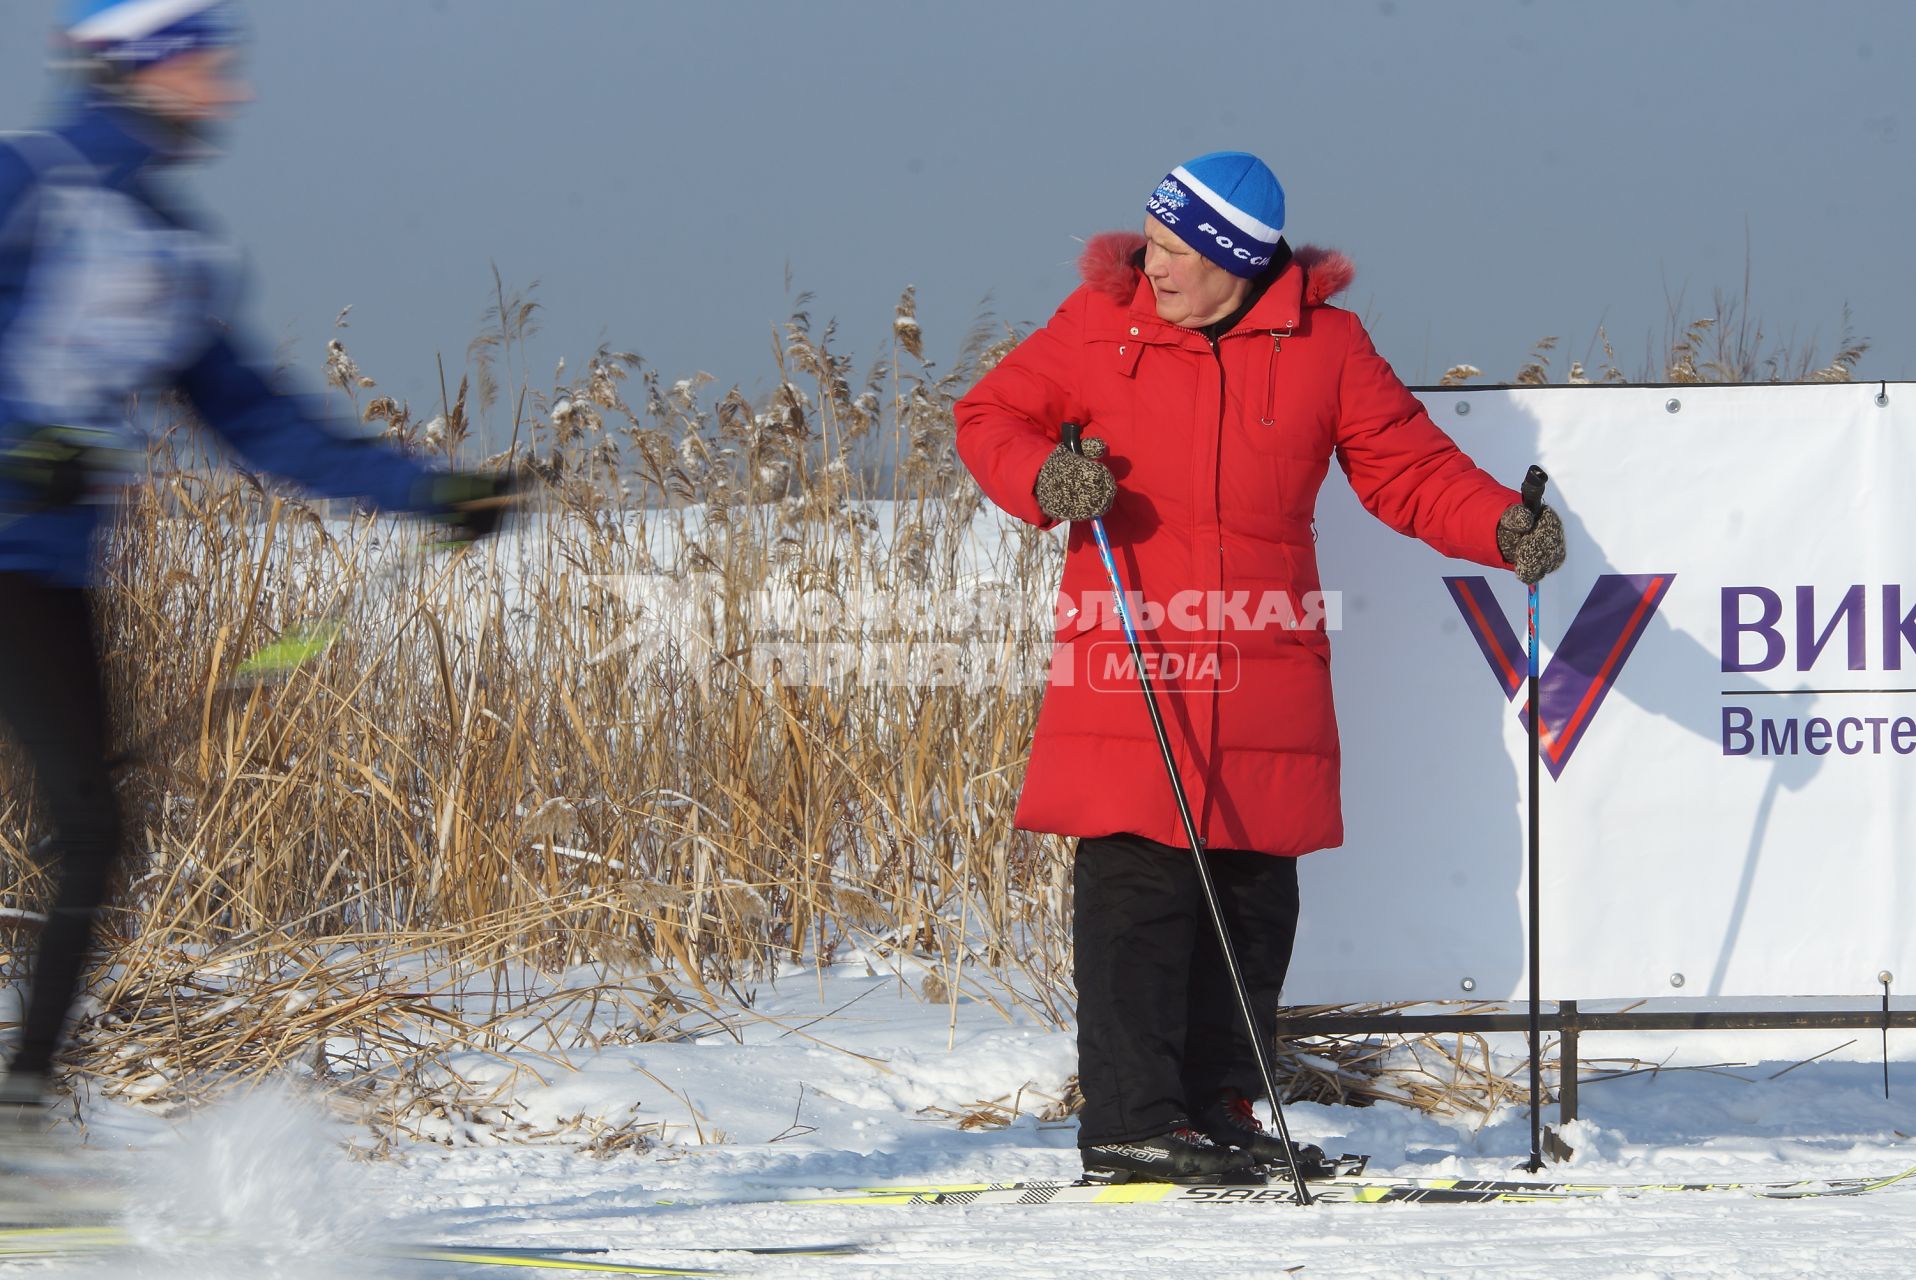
[1084,319,1151,379]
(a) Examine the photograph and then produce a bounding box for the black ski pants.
[1073,831,1300,1146]
[0,574,123,1083]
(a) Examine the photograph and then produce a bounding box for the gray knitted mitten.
[1033,436,1115,522]
[1495,503,1567,585]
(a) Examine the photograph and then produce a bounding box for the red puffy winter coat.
[955,232,1520,857]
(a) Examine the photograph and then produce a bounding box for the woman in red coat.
[955,151,1564,1183]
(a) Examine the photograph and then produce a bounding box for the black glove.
[419,469,518,543]
[0,425,92,510]
[1033,436,1115,522]
[1495,502,1566,585]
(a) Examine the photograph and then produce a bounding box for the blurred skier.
[0,0,511,1126]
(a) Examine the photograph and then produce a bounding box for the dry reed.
[0,279,1868,1138]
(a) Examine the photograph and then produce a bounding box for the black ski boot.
[0,1072,68,1175]
[1080,1124,1266,1185]
[1194,1090,1352,1180]
[0,1073,47,1143]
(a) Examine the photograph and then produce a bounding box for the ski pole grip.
[1061,421,1084,456]
[1521,465,1548,517]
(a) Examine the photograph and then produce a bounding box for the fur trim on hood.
[1078,231,1355,307]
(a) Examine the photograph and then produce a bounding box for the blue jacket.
[0,97,435,586]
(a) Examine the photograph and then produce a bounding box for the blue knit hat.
[1146,151,1286,278]
[61,0,244,70]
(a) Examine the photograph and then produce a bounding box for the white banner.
[1290,382,1916,1002]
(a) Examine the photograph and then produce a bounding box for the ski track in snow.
[16,963,1916,1278]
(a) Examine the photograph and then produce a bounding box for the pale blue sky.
[4,0,1912,439]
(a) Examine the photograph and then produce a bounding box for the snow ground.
[21,962,1916,1279]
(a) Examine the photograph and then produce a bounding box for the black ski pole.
[1520,464,1549,1174]
[1061,422,1314,1205]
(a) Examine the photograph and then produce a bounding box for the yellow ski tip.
[235,620,341,680]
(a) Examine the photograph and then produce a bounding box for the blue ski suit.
[0,96,438,586]
[0,95,447,1096]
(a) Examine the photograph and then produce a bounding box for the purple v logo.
[1443,574,1675,778]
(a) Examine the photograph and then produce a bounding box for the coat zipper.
[1259,328,1291,427]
